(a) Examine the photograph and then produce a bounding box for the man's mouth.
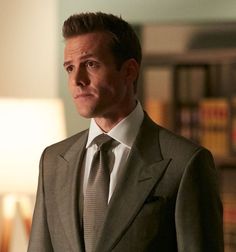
[73,93,93,99]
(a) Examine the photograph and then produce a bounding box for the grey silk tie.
[83,134,116,252]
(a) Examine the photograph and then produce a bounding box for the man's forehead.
[64,32,112,58]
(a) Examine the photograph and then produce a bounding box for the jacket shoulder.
[159,126,201,155]
[145,115,207,160]
[44,129,88,156]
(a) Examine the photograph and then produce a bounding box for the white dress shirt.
[83,101,144,202]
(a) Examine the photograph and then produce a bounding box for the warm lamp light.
[0,98,66,252]
[0,98,66,194]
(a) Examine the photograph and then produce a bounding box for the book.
[222,193,236,252]
[174,65,207,142]
[176,66,206,104]
[177,106,200,143]
[231,97,236,154]
[143,66,173,129]
[144,99,171,129]
[199,98,230,157]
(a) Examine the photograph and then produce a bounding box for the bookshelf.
[141,49,236,158]
[140,49,236,251]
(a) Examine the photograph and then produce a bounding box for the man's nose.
[73,66,89,87]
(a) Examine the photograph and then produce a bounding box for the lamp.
[0,98,66,252]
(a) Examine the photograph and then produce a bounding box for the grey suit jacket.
[28,115,224,252]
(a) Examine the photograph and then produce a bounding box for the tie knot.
[93,134,114,150]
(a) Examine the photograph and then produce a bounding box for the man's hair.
[63,12,142,91]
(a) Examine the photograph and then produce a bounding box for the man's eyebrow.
[63,61,72,67]
[63,54,95,67]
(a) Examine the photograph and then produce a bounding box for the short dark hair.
[63,12,142,70]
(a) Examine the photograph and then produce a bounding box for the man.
[28,12,224,252]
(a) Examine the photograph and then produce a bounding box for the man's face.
[64,32,136,122]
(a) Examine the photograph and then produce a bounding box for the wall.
[58,0,236,24]
[0,0,58,98]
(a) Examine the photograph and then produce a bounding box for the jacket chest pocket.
[135,195,167,228]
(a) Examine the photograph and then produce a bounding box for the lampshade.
[0,98,66,194]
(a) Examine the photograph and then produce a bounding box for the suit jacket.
[27,114,224,252]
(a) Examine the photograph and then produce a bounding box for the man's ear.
[122,58,139,85]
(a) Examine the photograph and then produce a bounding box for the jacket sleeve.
[175,148,224,252]
[27,149,54,252]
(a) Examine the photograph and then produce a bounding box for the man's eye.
[66,65,73,73]
[85,61,99,69]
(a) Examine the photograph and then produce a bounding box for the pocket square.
[145,195,164,204]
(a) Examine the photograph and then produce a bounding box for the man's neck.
[94,101,137,133]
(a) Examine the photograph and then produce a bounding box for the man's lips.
[73,93,93,99]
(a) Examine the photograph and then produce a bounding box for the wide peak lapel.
[55,131,88,252]
[95,115,171,252]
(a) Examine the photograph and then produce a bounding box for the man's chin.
[76,108,95,119]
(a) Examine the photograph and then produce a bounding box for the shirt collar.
[86,101,144,149]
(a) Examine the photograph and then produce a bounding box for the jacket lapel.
[95,115,171,252]
[55,131,88,252]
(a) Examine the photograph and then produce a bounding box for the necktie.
[83,134,116,252]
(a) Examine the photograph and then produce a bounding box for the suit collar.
[95,115,171,252]
[87,101,144,149]
[55,131,88,252]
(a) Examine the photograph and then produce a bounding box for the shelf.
[215,156,236,168]
[143,49,236,66]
